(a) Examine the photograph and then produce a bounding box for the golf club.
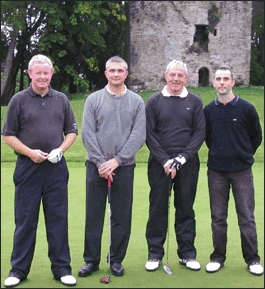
[163,179,173,275]
[100,177,112,284]
[163,162,176,275]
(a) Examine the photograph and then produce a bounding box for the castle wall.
[128,1,252,91]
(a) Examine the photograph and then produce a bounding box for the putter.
[163,163,176,275]
[100,177,112,284]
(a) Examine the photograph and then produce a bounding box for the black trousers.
[146,154,200,260]
[83,160,135,264]
[9,155,72,280]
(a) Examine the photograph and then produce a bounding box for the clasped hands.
[31,148,63,164]
[98,158,119,181]
[163,154,186,178]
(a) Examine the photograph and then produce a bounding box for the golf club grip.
[108,177,112,188]
[168,171,176,196]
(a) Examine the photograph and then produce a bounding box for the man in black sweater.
[145,60,205,272]
[204,66,263,275]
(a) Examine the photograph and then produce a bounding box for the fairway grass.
[1,162,264,288]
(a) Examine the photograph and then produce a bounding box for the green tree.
[250,1,264,86]
[1,1,126,105]
[1,1,47,106]
[37,1,126,93]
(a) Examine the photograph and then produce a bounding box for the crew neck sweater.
[204,95,262,172]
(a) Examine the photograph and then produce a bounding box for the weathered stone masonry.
[127,1,252,91]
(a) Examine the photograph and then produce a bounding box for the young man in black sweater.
[204,66,263,276]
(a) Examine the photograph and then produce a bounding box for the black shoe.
[110,263,124,276]
[78,262,99,277]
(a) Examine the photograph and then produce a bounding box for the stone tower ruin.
[127,1,252,91]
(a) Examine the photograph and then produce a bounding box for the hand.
[47,148,63,163]
[31,149,48,163]
[171,154,186,170]
[163,159,177,178]
[163,159,175,173]
[98,158,119,180]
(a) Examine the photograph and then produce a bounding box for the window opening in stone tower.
[193,25,209,52]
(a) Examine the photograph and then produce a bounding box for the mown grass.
[1,162,264,288]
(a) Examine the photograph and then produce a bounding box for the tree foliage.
[1,1,48,105]
[1,1,126,105]
[37,1,126,93]
[250,1,264,86]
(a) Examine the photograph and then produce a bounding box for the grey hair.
[165,60,188,74]
[28,54,54,71]
[105,56,128,71]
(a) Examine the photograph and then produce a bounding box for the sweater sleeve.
[182,95,206,161]
[248,104,262,154]
[81,93,106,166]
[145,93,171,165]
[204,103,212,149]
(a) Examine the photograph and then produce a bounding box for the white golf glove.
[164,159,174,168]
[47,148,63,163]
[164,154,186,171]
[172,154,186,170]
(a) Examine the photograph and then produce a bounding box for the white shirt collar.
[162,86,188,98]
[106,85,127,97]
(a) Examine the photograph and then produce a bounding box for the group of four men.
[2,54,263,287]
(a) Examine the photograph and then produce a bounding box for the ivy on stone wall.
[207,2,221,34]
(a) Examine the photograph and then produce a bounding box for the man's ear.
[212,81,216,89]
[27,70,32,78]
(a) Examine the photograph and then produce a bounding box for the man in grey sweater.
[79,56,146,278]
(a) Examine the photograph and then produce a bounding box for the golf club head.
[163,264,173,275]
[100,276,111,284]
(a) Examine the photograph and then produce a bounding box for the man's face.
[104,62,128,87]
[27,63,54,94]
[164,67,188,95]
[213,70,235,96]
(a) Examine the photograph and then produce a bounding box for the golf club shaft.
[166,178,172,266]
[107,177,112,271]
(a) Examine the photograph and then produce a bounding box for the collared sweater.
[82,87,146,167]
[204,95,262,172]
[145,90,206,166]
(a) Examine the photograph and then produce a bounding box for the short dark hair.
[215,65,234,80]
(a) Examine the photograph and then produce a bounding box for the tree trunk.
[69,78,77,94]
[1,34,18,106]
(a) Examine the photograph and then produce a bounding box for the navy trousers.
[9,155,72,280]
[83,160,135,265]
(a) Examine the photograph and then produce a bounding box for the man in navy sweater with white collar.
[145,60,205,272]
[204,66,263,276]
